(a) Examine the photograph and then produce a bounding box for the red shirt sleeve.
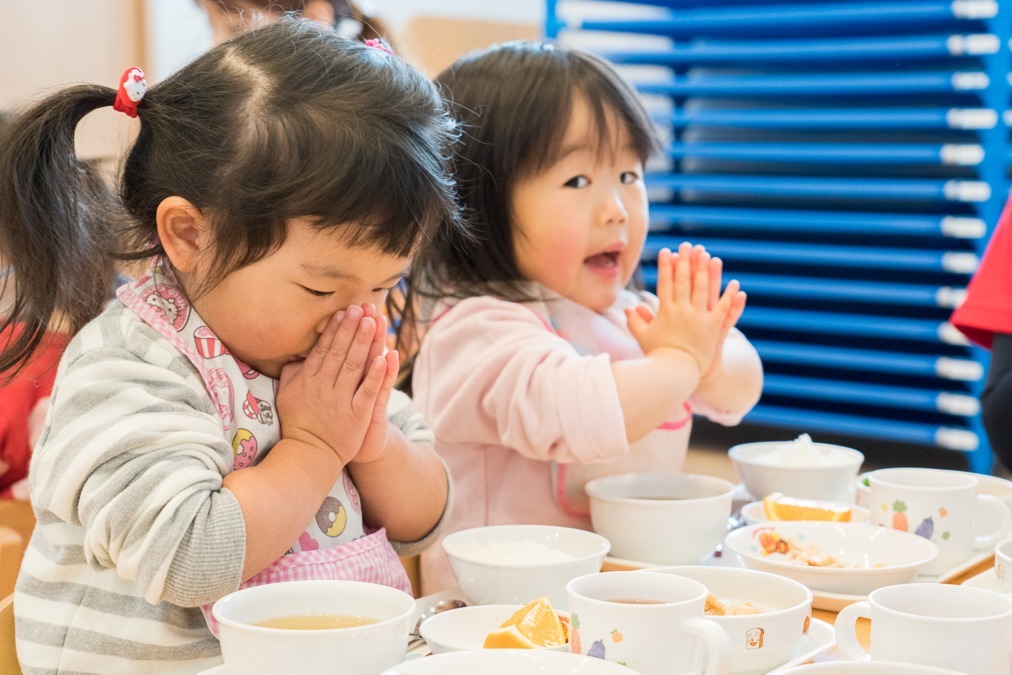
[951,197,1012,349]
[0,326,69,496]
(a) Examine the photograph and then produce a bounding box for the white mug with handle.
[835,583,1012,675]
[567,571,731,675]
[868,467,1011,575]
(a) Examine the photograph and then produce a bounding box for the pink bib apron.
[537,289,692,518]
[117,260,411,636]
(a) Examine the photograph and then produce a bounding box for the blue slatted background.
[547,0,1010,473]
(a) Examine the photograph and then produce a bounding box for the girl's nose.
[602,189,629,225]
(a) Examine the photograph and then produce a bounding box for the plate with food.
[723,522,938,596]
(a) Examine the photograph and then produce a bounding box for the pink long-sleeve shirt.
[413,289,759,593]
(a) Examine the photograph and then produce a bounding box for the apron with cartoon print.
[117,260,411,635]
[537,287,693,518]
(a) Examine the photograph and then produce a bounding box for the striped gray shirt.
[14,301,444,674]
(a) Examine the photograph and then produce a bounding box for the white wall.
[145,0,543,82]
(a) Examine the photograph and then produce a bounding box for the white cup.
[994,538,1012,593]
[868,467,1011,575]
[653,566,812,674]
[836,583,1012,674]
[566,571,731,675]
[212,580,415,675]
[585,473,734,565]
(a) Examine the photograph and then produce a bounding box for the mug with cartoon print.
[566,571,731,675]
[868,468,1011,576]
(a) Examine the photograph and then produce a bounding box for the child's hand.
[626,243,742,375]
[276,305,395,466]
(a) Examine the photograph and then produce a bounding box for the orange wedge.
[762,492,852,522]
[483,597,567,649]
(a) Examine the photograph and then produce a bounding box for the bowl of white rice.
[729,434,864,502]
[441,525,610,610]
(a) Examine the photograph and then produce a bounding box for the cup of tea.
[867,467,1011,575]
[211,579,416,675]
[835,583,1012,674]
[566,571,731,675]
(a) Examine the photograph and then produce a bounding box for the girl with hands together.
[1,22,453,673]
[407,41,763,594]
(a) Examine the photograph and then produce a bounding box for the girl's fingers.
[708,257,722,310]
[362,313,388,383]
[635,305,654,324]
[672,252,692,304]
[307,309,346,377]
[320,305,365,380]
[352,355,388,416]
[626,307,649,342]
[690,250,711,307]
[335,314,377,388]
[655,248,673,304]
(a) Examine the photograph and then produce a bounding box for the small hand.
[626,243,742,375]
[276,305,393,466]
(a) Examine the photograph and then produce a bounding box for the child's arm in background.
[619,243,745,442]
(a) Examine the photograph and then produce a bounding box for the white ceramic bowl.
[740,500,870,526]
[652,565,812,674]
[212,580,415,675]
[723,522,938,595]
[777,662,966,674]
[729,440,864,502]
[585,472,734,565]
[441,525,610,610]
[380,649,641,674]
[419,604,569,654]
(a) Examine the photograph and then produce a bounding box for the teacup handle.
[682,616,731,675]
[975,495,1012,549]
[834,601,872,662]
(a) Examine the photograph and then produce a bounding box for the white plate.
[724,522,938,596]
[419,603,569,654]
[382,649,639,674]
[805,547,997,611]
[740,500,870,526]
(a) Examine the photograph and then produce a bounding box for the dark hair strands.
[0,18,461,379]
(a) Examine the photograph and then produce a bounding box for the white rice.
[750,433,850,468]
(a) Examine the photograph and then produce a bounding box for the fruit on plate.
[483,597,567,649]
[762,492,852,522]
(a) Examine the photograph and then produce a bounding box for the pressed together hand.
[627,242,747,377]
[276,304,399,467]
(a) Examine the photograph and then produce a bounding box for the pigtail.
[0,85,122,378]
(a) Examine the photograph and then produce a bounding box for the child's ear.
[156,196,212,274]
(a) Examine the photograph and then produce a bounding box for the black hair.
[0,18,459,377]
[407,40,659,316]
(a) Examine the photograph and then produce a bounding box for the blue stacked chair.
[547,0,1010,473]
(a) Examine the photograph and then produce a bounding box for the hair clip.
[364,38,393,55]
[113,67,147,118]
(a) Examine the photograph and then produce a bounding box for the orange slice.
[483,597,567,649]
[762,492,852,522]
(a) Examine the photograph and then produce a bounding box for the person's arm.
[347,423,448,542]
[689,328,764,425]
[982,332,1012,471]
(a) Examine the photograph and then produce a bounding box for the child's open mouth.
[584,251,620,270]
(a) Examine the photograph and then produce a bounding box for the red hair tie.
[113,67,147,118]
[364,38,393,55]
